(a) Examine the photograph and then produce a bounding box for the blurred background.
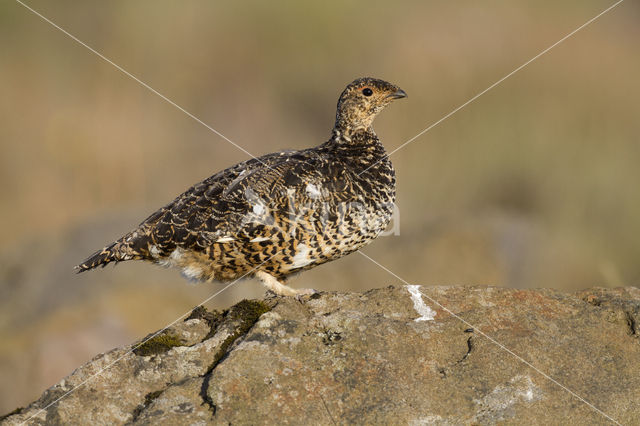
[1,0,638,413]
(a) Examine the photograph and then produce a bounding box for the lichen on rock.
[2,286,640,425]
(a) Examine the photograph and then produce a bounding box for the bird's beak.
[387,88,408,100]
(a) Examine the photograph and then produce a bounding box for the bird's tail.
[75,236,145,273]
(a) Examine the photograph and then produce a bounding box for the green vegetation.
[133,334,184,356]
[208,300,271,372]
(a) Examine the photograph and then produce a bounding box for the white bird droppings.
[406,285,436,321]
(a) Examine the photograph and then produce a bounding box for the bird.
[76,77,407,296]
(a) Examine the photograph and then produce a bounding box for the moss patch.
[133,333,184,356]
[232,299,271,325]
[207,299,271,372]
[186,305,224,341]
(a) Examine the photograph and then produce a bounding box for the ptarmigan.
[76,77,407,296]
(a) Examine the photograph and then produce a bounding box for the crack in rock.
[124,301,272,423]
[4,287,639,425]
[128,390,163,424]
[185,305,225,342]
[438,332,475,378]
[199,374,216,415]
[456,336,474,364]
[625,311,638,337]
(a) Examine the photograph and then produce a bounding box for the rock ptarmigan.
[76,77,407,296]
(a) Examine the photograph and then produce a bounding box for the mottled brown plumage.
[77,77,406,295]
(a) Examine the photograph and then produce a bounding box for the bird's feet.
[294,288,319,303]
[255,271,317,298]
[264,287,318,303]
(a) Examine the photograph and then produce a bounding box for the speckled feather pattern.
[77,77,406,293]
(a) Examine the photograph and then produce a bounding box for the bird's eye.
[362,88,373,96]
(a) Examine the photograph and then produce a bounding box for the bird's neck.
[323,125,388,169]
[330,123,376,144]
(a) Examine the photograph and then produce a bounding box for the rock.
[2,286,639,425]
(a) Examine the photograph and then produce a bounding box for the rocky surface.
[2,285,639,425]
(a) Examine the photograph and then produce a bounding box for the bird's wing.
[141,148,356,257]
[76,152,289,270]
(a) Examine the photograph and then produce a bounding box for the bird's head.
[334,77,407,135]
